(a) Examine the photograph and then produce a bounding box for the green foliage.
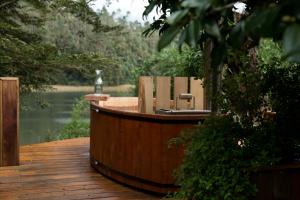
[38,8,158,86]
[0,0,119,94]
[143,0,300,196]
[264,65,300,159]
[167,39,300,200]
[171,116,281,200]
[258,39,287,68]
[129,45,204,96]
[1,0,158,97]
[48,98,90,141]
[258,40,300,151]
[143,0,300,112]
[144,0,300,64]
[137,46,204,78]
[221,64,266,127]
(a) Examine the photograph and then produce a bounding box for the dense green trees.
[37,6,158,86]
[144,0,300,111]
[0,0,116,92]
[0,0,159,92]
[144,0,300,61]
[136,46,203,77]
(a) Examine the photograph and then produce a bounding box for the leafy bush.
[264,64,300,161]
[137,45,204,78]
[170,39,300,199]
[259,39,300,160]
[171,116,281,200]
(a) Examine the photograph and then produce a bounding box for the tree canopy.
[144,0,300,63]
[0,0,119,93]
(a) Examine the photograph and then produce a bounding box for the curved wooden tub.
[90,99,209,194]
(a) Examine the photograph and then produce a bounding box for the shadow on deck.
[0,138,161,200]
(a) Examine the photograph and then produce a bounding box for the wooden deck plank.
[0,138,161,200]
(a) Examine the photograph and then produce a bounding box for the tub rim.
[90,102,210,123]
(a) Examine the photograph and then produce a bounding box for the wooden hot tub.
[89,98,209,193]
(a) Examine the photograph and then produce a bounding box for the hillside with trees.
[0,0,113,93]
[39,7,159,86]
[0,0,161,93]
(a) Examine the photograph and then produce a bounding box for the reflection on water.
[20,90,133,145]
[20,92,88,145]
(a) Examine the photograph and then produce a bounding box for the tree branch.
[0,0,15,9]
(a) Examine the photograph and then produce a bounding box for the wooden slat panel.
[138,76,153,114]
[0,80,2,167]
[174,77,188,109]
[0,78,19,167]
[156,76,171,110]
[190,77,205,110]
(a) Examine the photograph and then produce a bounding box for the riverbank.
[51,84,135,93]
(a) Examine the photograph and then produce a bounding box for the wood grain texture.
[254,164,300,200]
[155,76,171,110]
[190,77,204,110]
[0,78,19,167]
[138,77,154,114]
[0,80,2,167]
[0,138,160,200]
[90,103,207,194]
[173,77,188,109]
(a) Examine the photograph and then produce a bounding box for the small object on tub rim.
[156,108,211,115]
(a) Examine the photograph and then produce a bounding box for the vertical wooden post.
[174,77,188,109]
[0,78,19,167]
[138,76,153,114]
[190,77,205,110]
[156,76,171,110]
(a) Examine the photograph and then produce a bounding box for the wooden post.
[190,77,205,110]
[0,78,19,167]
[155,76,171,110]
[138,76,154,114]
[174,77,188,109]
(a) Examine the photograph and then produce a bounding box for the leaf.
[167,9,189,25]
[182,0,209,9]
[244,7,280,37]
[158,26,181,51]
[143,2,156,16]
[178,29,187,48]
[283,24,300,62]
[205,21,221,41]
[187,19,201,47]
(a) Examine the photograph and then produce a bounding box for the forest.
[0,0,203,93]
[1,1,152,90]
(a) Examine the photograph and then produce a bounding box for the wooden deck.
[0,138,161,200]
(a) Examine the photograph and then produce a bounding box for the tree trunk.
[203,40,213,111]
[203,39,221,114]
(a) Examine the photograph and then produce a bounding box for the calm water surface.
[20,92,89,145]
[20,91,132,145]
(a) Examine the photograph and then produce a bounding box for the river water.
[20,90,132,145]
[20,92,89,145]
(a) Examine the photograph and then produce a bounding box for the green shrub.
[47,97,90,141]
[171,116,281,200]
[169,39,300,200]
[264,64,300,161]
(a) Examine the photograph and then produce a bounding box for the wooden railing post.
[138,76,154,114]
[0,77,19,167]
